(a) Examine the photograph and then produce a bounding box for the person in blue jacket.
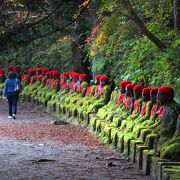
[3,71,22,119]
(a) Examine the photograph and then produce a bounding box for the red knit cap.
[42,68,48,73]
[126,83,135,90]
[100,75,109,81]
[158,86,174,97]
[13,66,20,72]
[63,72,69,77]
[119,80,131,88]
[46,71,50,76]
[72,72,79,78]
[29,69,36,74]
[79,74,88,79]
[150,88,158,95]
[53,71,60,77]
[69,72,74,76]
[7,66,13,71]
[95,75,102,81]
[36,68,43,72]
[49,71,54,76]
[24,69,28,74]
[142,88,151,95]
[0,69,5,74]
[133,84,144,92]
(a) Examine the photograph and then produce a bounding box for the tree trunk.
[71,39,84,72]
[125,0,167,51]
[174,0,180,33]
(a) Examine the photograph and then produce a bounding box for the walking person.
[3,71,22,119]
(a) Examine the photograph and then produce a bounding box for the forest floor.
[0,99,152,180]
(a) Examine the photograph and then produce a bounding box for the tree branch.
[122,0,167,51]
[28,0,93,42]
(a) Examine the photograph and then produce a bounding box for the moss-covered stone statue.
[122,88,152,155]
[47,72,70,113]
[68,74,89,117]
[114,84,144,152]
[21,69,36,101]
[151,86,180,160]
[135,86,180,173]
[0,68,5,94]
[60,72,80,114]
[30,68,48,103]
[101,81,133,143]
[109,84,136,146]
[77,75,102,120]
[82,75,111,124]
[21,69,30,86]
[40,70,60,107]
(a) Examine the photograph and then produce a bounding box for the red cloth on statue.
[118,93,124,103]
[53,79,57,88]
[85,87,91,96]
[134,99,139,111]
[100,86,105,95]
[60,79,64,86]
[41,77,45,84]
[78,83,82,92]
[125,97,131,109]
[140,101,147,115]
[150,104,156,115]
[68,81,73,90]
[46,78,50,86]
[156,106,164,118]
[95,85,100,94]
[30,76,35,84]
[63,82,67,89]
[37,75,43,81]
[73,82,78,91]
[22,74,28,82]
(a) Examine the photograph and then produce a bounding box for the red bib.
[140,101,147,115]
[68,81,73,90]
[156,106,164,118]
[118,93,124,103]
[95,85,100,94]
[134,99,139,111]
[85,87,91,96]
[125,97,131,108]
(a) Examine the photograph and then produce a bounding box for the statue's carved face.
[100,80,108,86]
[36,72,41,75]
[120,87,125,94]
[150,93,157,103]
[73,77,79,82]
[95,80,99,85]
[134,90,142,100]
[79,78,87,83]
[90,80,95,86]
[125,88,133,97]
[157,91,172,105]
[142,92,150,101]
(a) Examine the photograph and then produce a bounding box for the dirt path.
[0,99,151,180]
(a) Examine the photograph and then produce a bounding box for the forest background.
[0,0,179,102]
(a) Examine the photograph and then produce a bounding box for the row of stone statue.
[0,66,179,176]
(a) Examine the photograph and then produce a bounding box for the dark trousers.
[7,93,19,116]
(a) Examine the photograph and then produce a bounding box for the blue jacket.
[3,78,22,97]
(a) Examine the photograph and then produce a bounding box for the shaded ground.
[0,99,151,180]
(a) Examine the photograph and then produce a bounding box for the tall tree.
[0,0,93,53]
[174,0,180,33]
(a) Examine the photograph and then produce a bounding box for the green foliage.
[0,35,72,71]
[86,0,180,103]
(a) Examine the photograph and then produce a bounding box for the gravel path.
[0,99,151,180]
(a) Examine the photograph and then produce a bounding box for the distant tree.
[0,0,93,52]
